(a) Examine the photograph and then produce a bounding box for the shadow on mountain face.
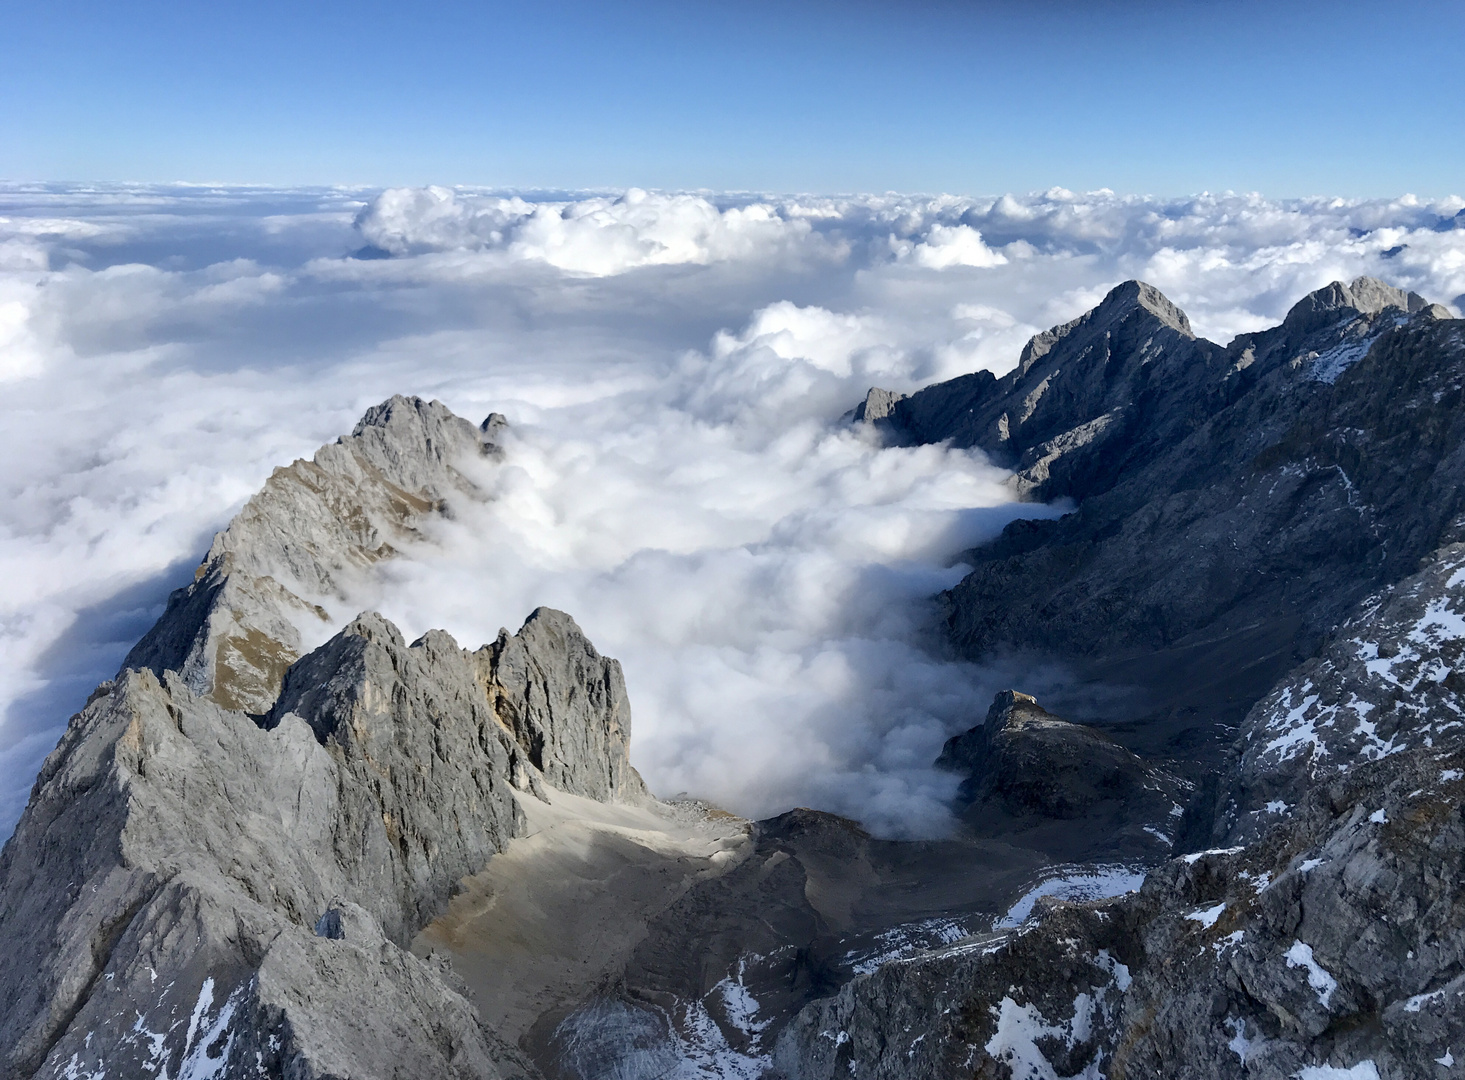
[0,555,198,839]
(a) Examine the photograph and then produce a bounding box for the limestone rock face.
[850,386,906,425]
[0,663,524,1080]
[0,398,642,1080]
[123,394,501,714]
[476,607,646,804]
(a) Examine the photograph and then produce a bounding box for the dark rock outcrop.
[779,668,1465,1080]
[875,278,1462,767]
[779,278,1465,1080]
[937,690,1188,859]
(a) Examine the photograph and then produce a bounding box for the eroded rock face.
[476,608,646,804]
[0,399,643,1080]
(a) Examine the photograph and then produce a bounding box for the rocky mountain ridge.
[796,278,1465,1079]
[2,275,1463,1080]
[865,277,1463,770]
[0,399,643,1080]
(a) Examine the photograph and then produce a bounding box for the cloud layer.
[1,182,1462,840]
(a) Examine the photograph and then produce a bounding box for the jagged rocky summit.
[0,396,646,1080]
[797,278,1465,1079]
[3,276,1465,1080]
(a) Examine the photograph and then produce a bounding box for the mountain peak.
[1283,275,1432,336]
[1019,279,1192,374]
[1096,279,1193,336]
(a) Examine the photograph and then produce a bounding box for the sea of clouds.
[1,182,1462,840]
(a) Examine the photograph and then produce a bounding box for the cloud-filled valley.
[1,181,1463,841]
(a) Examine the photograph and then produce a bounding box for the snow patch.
[1294,1063,1380,1080]
[1212,931,1245,954]
[1182,847,1244,864]
[710,956,769,1043]
[1403,987,1447,1013]
[983,997,1098,1080]
[994,867,1145,930]
[58,1057,106,1080]
[1285,941,1339,1008]
[1185,903,1226,929]
[1226,1016,1269,1064]
[844,918,970,975]
[1307,337,1379,384]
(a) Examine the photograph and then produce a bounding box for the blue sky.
[3,0,1463,197]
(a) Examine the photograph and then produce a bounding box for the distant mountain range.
[3,277,1462,1080]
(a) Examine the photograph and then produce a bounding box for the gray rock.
[850,387,907,425]
[476,607,647,804]
[0,399,640,1080]
[123,394,502,714]
[1221,539,1465,843]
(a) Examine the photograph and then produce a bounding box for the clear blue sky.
[3,0,1461,196]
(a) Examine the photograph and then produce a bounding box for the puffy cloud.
[0,182,1463,840]
[354,186,838,275]
[893,224,1008,269]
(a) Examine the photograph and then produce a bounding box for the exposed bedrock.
[0,397,644,1080]
[123,394,504,715]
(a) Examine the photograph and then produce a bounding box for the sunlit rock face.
[122,395,502,715]
[0,398,642,1080]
